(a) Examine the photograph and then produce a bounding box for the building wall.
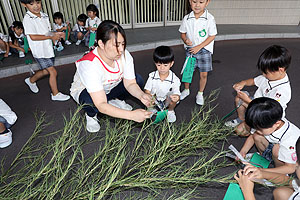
[207,0,300,25]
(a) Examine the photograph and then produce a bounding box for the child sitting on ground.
[225,45,291,136]
[239,97,300,175]
[52,11,71,51]
[85,4,101,48]
[179,0,217,105]
[144,46,181,123]
[235,138,300,200]
[0,33,11,57]
[0,99,17,148]
[72,14,88,46]
[8,21,28,58]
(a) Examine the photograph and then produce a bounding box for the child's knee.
[200,72,208,79]
[47,67,57,76]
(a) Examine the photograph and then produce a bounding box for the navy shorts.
[34,57,55,70]
[186,48,212,72]
[262,143,274,162]
[0,116,12,129]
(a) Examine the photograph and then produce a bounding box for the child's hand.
[19,48,25,53]
[235,150,246,161]
[184,38,193,46]
[243,164,263,180]
[4,52,9,57]
[170,94,179,103]
[234,169,255,191]
[233,81,245,91]
[189,45,201,54]
[237,91,251,102]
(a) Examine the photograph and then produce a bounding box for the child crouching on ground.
[239,97,300,175]
[72,14,88,46]
[0,33,11,57]
[8,21,28,58]
[144,46,181,123]
[235,138,300,200]
[52,11,71,51]
[225,45,291,136]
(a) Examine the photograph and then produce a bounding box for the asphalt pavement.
[1,38,300,199]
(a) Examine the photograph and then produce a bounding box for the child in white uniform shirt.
[144,46,181,123]
[0,33,11,57]
[179,0,217,105]
[72,14,88,46]
[225,45,292,136]
[52,12,71,51]
[85,4,101,47]
[8,21,27,57]
[0,99,17,148]
[21,0,70,101]
[235,138,300,200]
[239,97,300,175]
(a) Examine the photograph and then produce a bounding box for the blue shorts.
[34,57,55,70]
[0,116,12,129]
[262,143,274,162]
[186,48,212,72]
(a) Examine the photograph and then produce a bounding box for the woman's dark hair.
[53,12,64,22]
[257,45,291,74]
[153,46,174,64]
[8,21,24,44]
[86,4,99,17]
[77,14,88,23]
[96,20,126,51]
[245,97,283,130]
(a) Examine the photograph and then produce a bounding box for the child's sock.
[198,91,203,96]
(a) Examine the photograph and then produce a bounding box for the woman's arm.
[89,90,151,122]
[123,78,152,107]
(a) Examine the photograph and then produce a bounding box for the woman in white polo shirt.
[70,20,152,132]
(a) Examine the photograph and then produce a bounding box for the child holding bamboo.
[144,46,181,123]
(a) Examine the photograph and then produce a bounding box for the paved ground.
[1,38,300,199]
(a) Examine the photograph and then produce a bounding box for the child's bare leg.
[235,121,251,136]
[272,144,286,168]
[77,32,84,40]
[253,132,269,154]
[184,82,189,89]
[46,66,59,95]
[199,72,208,92]
[30,69,49,83]
[273,187,294,200]
[168,100,177,111]
[0,40,6,51]
[0,122,6,133]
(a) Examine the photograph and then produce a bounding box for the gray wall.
[207,0,300,25]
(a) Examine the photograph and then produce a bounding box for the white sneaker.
[19,51,25,58]
[180,89,190,100]
[51,92,70,101]
[167,110,176,123]
[108,99,133,111]
[76,40,82,45]
[86,113,100,132]
[196,93,204,105]
[57,45,64,51]
[65,40,72,45]
[225,119,241,128]
[0,129,12,148]
[25,77,39,93]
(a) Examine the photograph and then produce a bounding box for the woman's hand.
[131,109,151,122]
[140,93,152,107]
